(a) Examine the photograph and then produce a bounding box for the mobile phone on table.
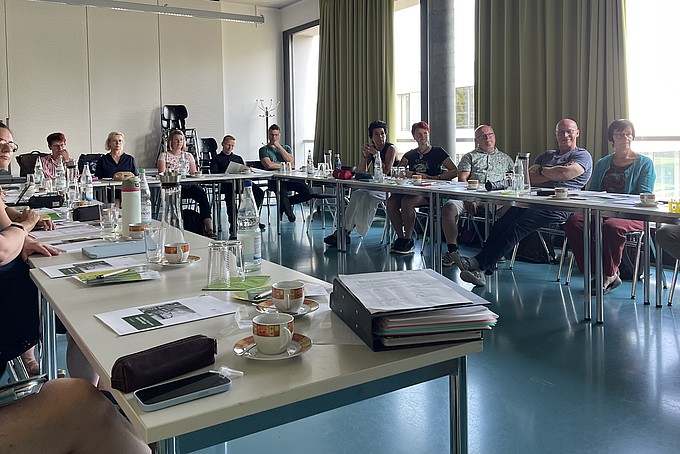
[133,371,231,412]
[0,374,48,408]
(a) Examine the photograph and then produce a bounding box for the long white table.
[29,233,482,453]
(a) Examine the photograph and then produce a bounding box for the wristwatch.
[6,223,25,231]
[538,166,544,175]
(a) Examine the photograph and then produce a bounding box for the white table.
[29,234,482,453]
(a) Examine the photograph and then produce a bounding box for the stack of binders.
[330,269,498,351]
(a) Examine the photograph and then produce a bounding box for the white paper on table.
[95,295,239,336]
[40,256,143,278]
[299,281,332,297]
[226,161,247,174]
[337,269,474,314]
[30,222,101,240]
[47,238,109,253]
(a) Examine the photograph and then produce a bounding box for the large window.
[626,0,680,198]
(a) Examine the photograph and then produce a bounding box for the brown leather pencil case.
[111,335,217,393]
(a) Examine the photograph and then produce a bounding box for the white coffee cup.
[252,313,294,355]
[554,188,569,199]
[467,179,479,190]
[164,242,190,264]
[640,193,656,204]
[272,281,305,313]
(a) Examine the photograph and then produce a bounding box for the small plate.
[255,299,320,317]
[233,333,312,360]
[160,255,201,267]
[635,201,659,208]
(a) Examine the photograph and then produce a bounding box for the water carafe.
[513,153,531,194]
[160,175,188,262]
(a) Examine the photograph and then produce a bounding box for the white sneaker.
[460,269,486,287]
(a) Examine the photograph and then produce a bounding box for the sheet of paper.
[47,238,109,253]
[226,161,246,174]
[30,222,101,240]
[337,269,473,313]
[95,295,239,336]
[40,256,144,278]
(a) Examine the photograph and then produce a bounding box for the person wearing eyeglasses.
[564,119,655,294]
[441,125,514,267]
[40,132,76,180]
[388,121,458,254]
[450,118,593,287]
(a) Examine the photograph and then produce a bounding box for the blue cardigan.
[588,153,655,194]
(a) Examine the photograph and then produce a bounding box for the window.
[398,93,411,131]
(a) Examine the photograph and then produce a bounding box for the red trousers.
[564,214,643,277]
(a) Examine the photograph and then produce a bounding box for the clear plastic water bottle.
[80,164,93,201]
[334,153,342,170]
[54,156,67,194]
[139,169,152,226]
[512,156,524,195]
[373,151,384,183]
[307,150,315,177]
[179,152,188,177]
[66,160,79,207]
[33,157,44,187]
[237,180,262,272]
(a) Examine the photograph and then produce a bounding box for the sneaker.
[324,231,337,245]
[460,269,486,287]
[442,251,457,267]
[393,238,415,255]
[449,251,471,271]
[390,238,405,252]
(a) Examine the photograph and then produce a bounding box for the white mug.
[554,188,569,199]
[272,281,305,313]
[164,242,190,264]
[252,313,294,355]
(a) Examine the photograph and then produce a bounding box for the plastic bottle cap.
[244,179,252,187]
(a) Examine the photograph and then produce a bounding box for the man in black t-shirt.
[211,135,264,235]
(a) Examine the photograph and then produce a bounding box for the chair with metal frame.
[157,105,200,163]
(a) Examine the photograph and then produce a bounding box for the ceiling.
[217,0,302,9]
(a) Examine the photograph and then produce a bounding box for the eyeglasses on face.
[556,129,578,136]
[613,132,633,140]
[0,139,18,152]
[476,132,495,140]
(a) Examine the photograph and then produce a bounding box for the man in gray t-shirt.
[442,125,514,267]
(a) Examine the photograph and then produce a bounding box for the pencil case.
[110,334,217,393]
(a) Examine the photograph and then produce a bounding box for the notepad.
[82,241,146,259]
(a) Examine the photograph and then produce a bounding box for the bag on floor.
[514,231,552,264]
[182,209,203,235]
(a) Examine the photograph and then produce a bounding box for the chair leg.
[669,260,679,306]
[509,244,518,269]
[420,216,429,255]
[565,254,574,285]
[556,236,568,282]
[631,232,644,299]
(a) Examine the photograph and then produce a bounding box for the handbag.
[111,334,217,393]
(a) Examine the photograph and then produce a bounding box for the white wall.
[281,0,319,31]
[0,0,287,173]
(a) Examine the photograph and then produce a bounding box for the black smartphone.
[133,372,231,412]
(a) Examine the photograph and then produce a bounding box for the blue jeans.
[475,207,569,272]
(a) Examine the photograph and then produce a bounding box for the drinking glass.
[144,226,165,263]
[100,203,120,240]
[206,240,244,289]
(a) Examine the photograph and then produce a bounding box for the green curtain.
[314,0,395,165]
[475,0,628,160]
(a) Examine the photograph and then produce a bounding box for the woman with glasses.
[564,119,656,294]
[158,130,216,238]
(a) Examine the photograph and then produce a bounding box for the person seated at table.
[563,119,655,294]
[94,131,138,180]
[450,118,593,287]
[656,225,680,264]
[324,120,397,248]
[388,121,457,255]
[441,124,514,267]
[40,132,77,180]
[211,134,265,235]
[259,124,312,222]
[158,130,216,239]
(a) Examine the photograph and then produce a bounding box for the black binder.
[330,272,487,351]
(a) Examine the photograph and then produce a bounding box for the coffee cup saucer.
[160,255,201,267]
[255,299,320,317]
[635,201,659,208]
[233,333,312,360]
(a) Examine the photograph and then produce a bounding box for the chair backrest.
[16,151,49,177]
[161,105,188,131]
[198,138,218,172]
[78,153,103,174]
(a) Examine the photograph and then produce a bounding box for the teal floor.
[62,207,680,453]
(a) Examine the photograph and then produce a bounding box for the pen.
[96,268,129,279]
[254,289,272,300]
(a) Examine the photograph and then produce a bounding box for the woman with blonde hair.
[94,131,138,179]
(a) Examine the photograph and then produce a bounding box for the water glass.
[100,203,120,239]
[206,240,244,288]
[144,226,165,263]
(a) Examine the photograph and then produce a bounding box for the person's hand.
[36,218,56,231]
[464,201,478,213]
[20,238,61,262]
[0,189,6,201]
[18,208,40,231]
[361,143,374,158]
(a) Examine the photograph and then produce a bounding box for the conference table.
[272,171,680,323]
[28,230,482,454]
